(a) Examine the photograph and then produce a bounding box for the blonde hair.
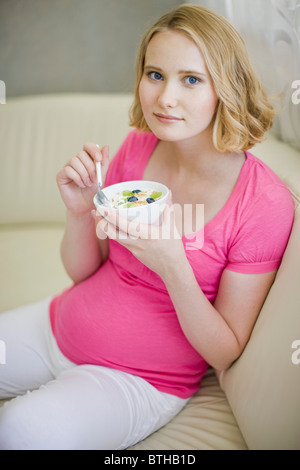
[129,3,275,152]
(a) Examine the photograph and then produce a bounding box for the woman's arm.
[60,210,109,284]
[57,143,110,284]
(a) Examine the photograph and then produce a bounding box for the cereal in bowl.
[110,189,163,209]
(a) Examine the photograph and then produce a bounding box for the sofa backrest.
[0,93,132,224]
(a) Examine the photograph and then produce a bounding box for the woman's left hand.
[95,195,186,278]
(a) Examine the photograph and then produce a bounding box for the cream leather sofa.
[0,93,299,450]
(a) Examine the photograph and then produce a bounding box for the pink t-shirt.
[50,130,294,398]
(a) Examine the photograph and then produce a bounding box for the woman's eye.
[148,72,163,81]
[185,76,199,85]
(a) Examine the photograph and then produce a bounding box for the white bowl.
[94,180,169,225]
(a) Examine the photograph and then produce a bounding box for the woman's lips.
[154,113,183,123]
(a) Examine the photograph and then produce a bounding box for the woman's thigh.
[0,365,187,450]
[0,298,56,398]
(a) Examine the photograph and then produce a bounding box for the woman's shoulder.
[243,150,294,205]
[225,151,295,274]
[235,151,295,239]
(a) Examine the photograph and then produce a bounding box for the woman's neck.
[161,134,228,181]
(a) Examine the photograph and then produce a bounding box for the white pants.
[0,298,187,450]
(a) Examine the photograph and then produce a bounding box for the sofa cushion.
[0,224,71,311]
[130,368,247,450]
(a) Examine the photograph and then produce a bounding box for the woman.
[0,4,294,449]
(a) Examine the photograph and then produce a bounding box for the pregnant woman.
[0,4,294,449]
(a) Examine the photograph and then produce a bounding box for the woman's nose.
[157,81,178,109]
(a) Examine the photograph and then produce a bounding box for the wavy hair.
[129,3,275,152]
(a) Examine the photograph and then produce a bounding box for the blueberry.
[132,189,142,194]
[146,197,155,204]
[127,196,138,202]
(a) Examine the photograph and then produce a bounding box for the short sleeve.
[227,184,294,274]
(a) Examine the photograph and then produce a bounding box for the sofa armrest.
[219,135,300,450]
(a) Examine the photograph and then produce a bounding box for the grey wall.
[2,0,299,150]
[0,0,182,97]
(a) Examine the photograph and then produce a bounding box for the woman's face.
[139,30,219,145]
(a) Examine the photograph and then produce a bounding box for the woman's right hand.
[56,143,110,216]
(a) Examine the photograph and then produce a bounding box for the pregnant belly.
[50,260,202,375]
